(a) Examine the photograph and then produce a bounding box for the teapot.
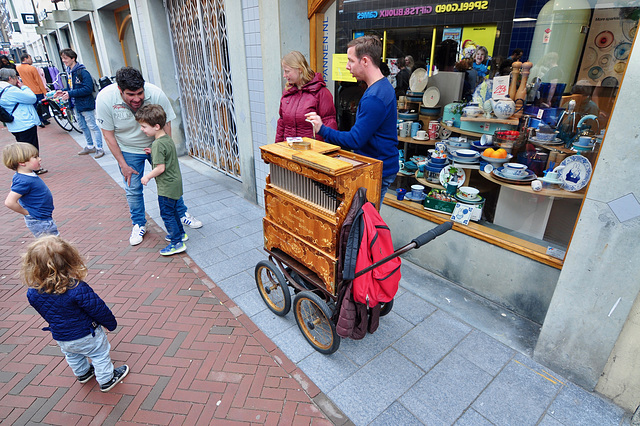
[491,96,516,119]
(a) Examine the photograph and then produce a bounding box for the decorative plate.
[423,86,441,108]
[439,165,466,187]
[454,193,483,204]
[404,192,426,202]
[558,155,592,192]
[492,168,537,183]
[529,136,564,145]
[409,68,428,92]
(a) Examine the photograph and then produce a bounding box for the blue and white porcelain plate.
[558,155,592,192]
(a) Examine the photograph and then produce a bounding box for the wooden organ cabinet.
[260,139,382,296]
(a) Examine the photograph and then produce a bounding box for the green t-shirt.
[151,135,183,200]
[95,82,176,154]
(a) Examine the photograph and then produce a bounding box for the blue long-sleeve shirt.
[319,78,399,177]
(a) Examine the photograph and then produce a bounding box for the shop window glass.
[332,0,638,262]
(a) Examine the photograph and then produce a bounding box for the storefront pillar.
[534,41,640,392]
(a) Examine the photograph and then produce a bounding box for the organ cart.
[255,138,452,354]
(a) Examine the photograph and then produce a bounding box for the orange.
[494,148,508,159]
[483,148,495,157]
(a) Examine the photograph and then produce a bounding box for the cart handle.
[353,221,453,279]
[412,221,453,249]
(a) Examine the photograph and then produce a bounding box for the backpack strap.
[0,87,19,114]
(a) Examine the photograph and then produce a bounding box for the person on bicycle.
[56,49,105,159]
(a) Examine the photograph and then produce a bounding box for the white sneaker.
[180,212,202,229]
[129,224,146,245]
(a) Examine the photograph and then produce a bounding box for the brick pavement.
[0,124,339,425]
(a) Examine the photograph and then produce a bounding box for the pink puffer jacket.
[276,73,337,142]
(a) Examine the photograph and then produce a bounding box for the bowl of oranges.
[481,148,512,167]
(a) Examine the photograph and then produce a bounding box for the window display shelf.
[461,116,519,126]
[440,123,484,138]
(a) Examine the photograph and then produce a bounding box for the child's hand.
[141,176,149,185]
[143,148,152,155]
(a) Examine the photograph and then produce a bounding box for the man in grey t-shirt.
[96,67,202,245]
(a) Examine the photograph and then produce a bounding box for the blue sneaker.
[160,242,186,256]
[165,233,188,242]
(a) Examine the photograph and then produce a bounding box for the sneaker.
[165,233,188,242]
[160,242,187,256]
[181,212,202,229]
[78,146,96,155]
[77,364,95,384]
[94,149,105,159]
[34,168,48,175]
[100,365,129,392]
[129,224,146,246]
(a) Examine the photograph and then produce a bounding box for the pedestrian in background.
[276,51,336,142]
[22,235,129,392]
[2,142,57,236]
[16,54,50,127]
[0,68,47,174]
[56,48,105,158]
[95,67,202,246]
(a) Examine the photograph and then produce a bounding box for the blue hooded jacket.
[63,63,95,112]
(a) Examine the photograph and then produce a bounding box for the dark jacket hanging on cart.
[334,188,401,339]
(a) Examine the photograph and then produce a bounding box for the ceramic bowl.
[503,163,527,177]
[458,186,479,199]
[430,156,447,164]
[447,138,471,149]
[463,104,483,117]
[481,154,512,167]
[453,149,477,158]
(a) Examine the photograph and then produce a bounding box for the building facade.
[21,0,640,413]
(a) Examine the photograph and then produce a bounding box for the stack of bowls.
[406,91,424,103]
[424,155,447,183]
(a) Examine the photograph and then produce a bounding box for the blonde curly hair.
[21,235,87,294]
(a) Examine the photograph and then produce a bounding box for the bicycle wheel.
[65,108,83,133]
[293,291,340,354]
[50,104,72,131]
[255,260,291,316]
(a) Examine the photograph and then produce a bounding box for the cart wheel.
[255,261,291,316]
[294,291,340,354]
[379,299,394,317]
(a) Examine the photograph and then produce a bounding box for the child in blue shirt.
[23,235,129,392]
[2,142,58,236]
[472,46,489,81]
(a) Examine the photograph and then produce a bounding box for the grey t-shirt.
[95,82,176,154]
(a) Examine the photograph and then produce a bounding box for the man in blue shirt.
[306,35,399,206]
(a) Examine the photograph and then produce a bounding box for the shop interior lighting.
[513,18,537,22]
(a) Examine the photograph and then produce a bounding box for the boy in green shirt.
[136,104,186,256]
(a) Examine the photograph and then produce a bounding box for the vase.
[491,97,516,119]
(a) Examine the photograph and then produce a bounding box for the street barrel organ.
[260,138,382,296]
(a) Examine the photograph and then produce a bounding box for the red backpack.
[352,202,401,306]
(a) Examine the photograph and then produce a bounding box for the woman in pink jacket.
[276,51,337,142]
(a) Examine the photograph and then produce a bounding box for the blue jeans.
[379,174,396,206]
[57,327,113,385]
[159,196,185,245]
[75,109,103,149]
[24,215,59,237]
[120,151,187,227]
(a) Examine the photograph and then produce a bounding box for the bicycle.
[39,72,83,133]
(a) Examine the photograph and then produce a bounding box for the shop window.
[331,0,638,265]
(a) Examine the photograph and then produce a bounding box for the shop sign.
[357,1,489,20]
[21,13,37,25]
[322,17,330,82]
[332,54,357,82]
